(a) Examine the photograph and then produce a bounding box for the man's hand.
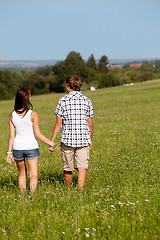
[48,144,56,152]
[87,118,93,150]
[89,142,92,150]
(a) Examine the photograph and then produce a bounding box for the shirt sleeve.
[54,99,64,119]
[86,99,94,118]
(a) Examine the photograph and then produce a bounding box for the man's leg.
[61,144,75,187]
[64,171,73,187]
[75,146,89,190]
[77,168,87,190]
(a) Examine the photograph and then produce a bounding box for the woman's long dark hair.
[14,88,33,113]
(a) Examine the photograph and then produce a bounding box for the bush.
[22,74,49,95]
[47,75,65,93]
[134,72,152,82]
[0,83,14,100]
[98,72,119,88]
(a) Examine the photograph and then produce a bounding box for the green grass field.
[0,80,160,239]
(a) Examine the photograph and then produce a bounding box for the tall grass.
[0,80,160,239]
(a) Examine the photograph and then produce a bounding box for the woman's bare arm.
[7,114,15,165]
[32,112,55,148]
[49,116,62,152]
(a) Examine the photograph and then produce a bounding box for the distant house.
[109,64,124,69]
[129,64,142,68]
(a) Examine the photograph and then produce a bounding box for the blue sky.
[0,0,160,61]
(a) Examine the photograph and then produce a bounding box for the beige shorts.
[61,143,89,171]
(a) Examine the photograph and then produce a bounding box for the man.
[49,75,94,190]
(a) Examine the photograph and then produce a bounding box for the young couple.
[7,76,94,192]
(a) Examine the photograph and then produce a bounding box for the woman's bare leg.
[15,160,27,193]
[27,158,38,193]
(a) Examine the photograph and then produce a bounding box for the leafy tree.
[84,67,99,84]
[46,75,65,93]
[11,71,24,87]
[152,73,160,79]
[98,72,119,88]
[63,51,86,78]
[134,72,152,82]
[0,70,15,99]
[126,71,136,82]
[52,61,66,92]
[155,61,160,73]
[0,83,12,100]
[1,69,18,94]
[36,65,53,76]
[140,62,154,72]
[116,72,131,85]
[98,55,109,73]
[23,71,34,80]
[0,71,3,84]
[22,74,49,95]
[86,54,97,70]
[53,61,65,78]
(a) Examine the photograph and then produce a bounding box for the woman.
[7,88,55,193]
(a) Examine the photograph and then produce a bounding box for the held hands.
[7,154,14,165]
[48,143,56,152]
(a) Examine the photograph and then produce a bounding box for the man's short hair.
[65,75,82,91]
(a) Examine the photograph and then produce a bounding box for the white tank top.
[12,110,39,150]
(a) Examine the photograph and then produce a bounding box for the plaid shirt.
[55,91,94,147]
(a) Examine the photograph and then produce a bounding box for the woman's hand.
[7,154,14,165]
[48,144,56,152]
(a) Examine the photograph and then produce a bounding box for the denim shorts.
[13,148,39,160]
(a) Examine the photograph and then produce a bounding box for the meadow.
[0,80,160,239]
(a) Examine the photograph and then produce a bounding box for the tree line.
[1,51,160,100]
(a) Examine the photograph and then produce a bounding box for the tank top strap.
[25,110,32,121]
[12,111,15,126]
[12,110,32,121]
[27,109,32,116]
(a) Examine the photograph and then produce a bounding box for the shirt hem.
[60,141,90,148]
